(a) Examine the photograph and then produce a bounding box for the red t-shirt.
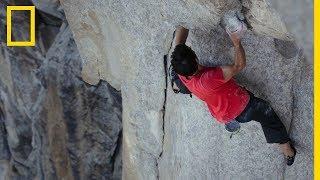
[179,67,249,124]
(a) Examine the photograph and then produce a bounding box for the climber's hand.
[175,26,189,45]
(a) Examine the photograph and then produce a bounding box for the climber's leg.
[235,92,296,165]
[236,92,290,143]
[250,98,290,144]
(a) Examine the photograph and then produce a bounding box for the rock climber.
[170,25,296,166]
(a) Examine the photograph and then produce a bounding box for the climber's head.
[171,44,199,77]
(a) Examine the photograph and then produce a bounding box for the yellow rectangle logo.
[6,6,36,47]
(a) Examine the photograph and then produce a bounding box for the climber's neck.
[186,64,203,80]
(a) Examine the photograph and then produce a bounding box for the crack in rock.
[156,31,176,180]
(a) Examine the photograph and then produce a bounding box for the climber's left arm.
[174,26,189,45]
[221,33,246,81]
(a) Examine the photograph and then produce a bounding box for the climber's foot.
[286,143,296,166]
[280,142,296,166]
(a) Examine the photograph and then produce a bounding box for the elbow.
[235,62,246,71]
[241,62,246,69]
[238,57,246,70]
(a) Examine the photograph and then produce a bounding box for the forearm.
[233,42,246,70]
[175,26,189,45]
[221,31,246,81]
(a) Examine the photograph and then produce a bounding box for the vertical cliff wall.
[0,1,122,179]
[60,0,312,179]
[0,0,313,179]
[269,0,313,63]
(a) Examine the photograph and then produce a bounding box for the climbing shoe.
[225,120,241,139]
[286,143,296,166]
[225,120,241,133]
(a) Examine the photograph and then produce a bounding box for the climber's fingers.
[227,22,247,41]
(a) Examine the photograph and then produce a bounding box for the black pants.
[235,91,290,144]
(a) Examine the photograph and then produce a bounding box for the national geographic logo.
[6,6,35,47]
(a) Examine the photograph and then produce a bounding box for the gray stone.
[284,56,313,179]
[31,0,65,19]
[274,39,299,59]
[269,0,313,63]
[0,0,313,179]
[242,0,293,40]
[0,4,122,180]
[59,0,312,179]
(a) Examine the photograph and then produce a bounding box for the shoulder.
[199,66,226,90]
[200,67,224,80]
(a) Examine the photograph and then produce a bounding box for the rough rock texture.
[60,0,293,89]
[60,0,313,179]
[31,0,65,19]
[269,0,313,63]
[0,1,122,179]
[242,0,293,41]
[0,0,313,179]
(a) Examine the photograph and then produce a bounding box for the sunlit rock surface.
[0,0,312,179]
[60,0,312,179]
[269,0,313,63]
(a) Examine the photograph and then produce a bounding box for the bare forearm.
[221,31,247,81]
[233,42,246,70]
[175,26,189,45]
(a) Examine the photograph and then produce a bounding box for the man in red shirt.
[171,26,296,166]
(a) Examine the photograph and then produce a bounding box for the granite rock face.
[60,0,313,179]
[242,0,293,41]
[0,0,313,179]
[0,1,122,179]
[31,0,64,19]
[269,0,313,63]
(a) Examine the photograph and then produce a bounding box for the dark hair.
[171,44,198,76]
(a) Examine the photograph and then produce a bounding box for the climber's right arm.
[175,26,189,45]
[221,33,246,81]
